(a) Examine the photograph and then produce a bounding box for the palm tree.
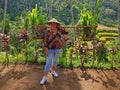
[118,0,120,49]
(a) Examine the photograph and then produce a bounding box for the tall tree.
[0,0,7,51]
[2,0,7,33]
[48,0,52,19]
[118,0,120,49]
[70,0,74,25]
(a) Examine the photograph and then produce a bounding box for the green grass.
[57,47,120,69]
[0,51,45,64]
[0,50,120,69]
[0,52,6,63]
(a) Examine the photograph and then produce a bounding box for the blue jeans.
[44,49,61,72]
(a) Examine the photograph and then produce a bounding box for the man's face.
[50,22,58,28]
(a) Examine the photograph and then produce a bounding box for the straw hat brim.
[47,18,60,25]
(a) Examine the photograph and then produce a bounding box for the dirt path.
[0,64,120,90]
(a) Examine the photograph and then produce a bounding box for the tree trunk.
[118,0,120,49]
[48,0,52,19]
[2,0,7,33]
[0,0,7,51]
[70,0,76,42]
[70,0,74,25]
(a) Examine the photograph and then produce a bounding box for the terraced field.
[97,25,118,41]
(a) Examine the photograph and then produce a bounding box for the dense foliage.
[0,0,118,26]
[0,0,120,69]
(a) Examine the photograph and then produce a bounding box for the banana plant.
[37,10,47,25]
[23,4,38,38]
[29,4,38,27]
[78,0,104,40]
[24,4,47,38]
[79,0,104,26]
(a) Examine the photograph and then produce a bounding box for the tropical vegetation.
[0,0,120,69]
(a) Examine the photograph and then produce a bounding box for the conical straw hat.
[47,18,60,25]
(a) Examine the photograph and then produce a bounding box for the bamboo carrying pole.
[61,25,98,29]
[47,25,98,29]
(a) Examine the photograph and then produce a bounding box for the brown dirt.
[0,64,120,90]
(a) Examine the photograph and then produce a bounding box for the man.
[40,18,62,85]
